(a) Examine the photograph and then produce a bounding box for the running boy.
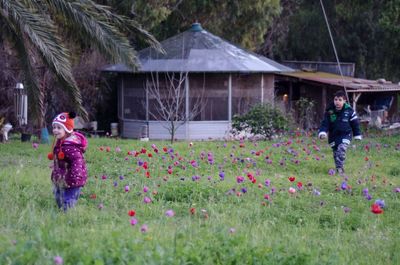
[318,90,362,174]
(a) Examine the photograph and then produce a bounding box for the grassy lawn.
[0,134,399,264]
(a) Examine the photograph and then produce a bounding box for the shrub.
[231,103,291,139]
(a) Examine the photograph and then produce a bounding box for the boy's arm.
[350,110,362,140]
[318,111,330,139]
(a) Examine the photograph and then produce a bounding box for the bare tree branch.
[146,71,206,142]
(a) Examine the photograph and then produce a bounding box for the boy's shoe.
[337,168,345,175]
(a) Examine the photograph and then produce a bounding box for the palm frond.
[79,0,164,53]
[48,0,142,70]
[3,0,88,119]
[0,11,42,122]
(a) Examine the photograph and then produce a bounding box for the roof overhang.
[277,71,400,93]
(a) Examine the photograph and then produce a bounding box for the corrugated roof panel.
[279,71,400,92]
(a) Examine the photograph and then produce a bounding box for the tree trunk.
[170,121,175,144]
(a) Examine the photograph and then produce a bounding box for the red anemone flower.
[128,210,136,216]
[371,203,383,214]
[288,176,296,182]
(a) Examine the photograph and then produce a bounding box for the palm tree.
[0,0,160,122]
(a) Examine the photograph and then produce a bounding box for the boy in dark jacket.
[48,112,88,211]
[318,91,362,174]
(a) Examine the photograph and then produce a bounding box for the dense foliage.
[269,0,400,82]
[232,104,291,139]
[0,0,159,123]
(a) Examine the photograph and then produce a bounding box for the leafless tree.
[146,71,206,143]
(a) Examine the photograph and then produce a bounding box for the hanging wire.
[319,0,349,100]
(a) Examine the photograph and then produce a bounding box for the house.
[103,23,293,140]
[276,61,400,128]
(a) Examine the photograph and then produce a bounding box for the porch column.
[261,74,264,104]
[228,74,232,123]
[120,77,125,138]
[289,81,293,111]
[121,77,125,120]
[145,77,149,122]
[185,74,190,140]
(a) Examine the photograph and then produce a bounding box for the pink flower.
[143,186,149,193]
[130,218,138,226]
[143,197,151,204]
[229,228,236,233]
[54,256,63,265]
[115,147,121,152]
[124,185,130,192]
[140,224,148,233]
[165,209,175,217]
[32,143,39,149]
[288,187,296,194]
[236,176,244,183]
[98,203,104,209]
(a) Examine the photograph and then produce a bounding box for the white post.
[15,83,27,126]
[228,74,232,122]
[185,74,190,140]
[121,78,124,120]
[22,94,28,125]
[261,74,264,104]
[145,77,149,121]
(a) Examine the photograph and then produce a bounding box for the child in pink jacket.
[48,112,88,211]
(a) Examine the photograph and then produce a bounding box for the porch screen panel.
[190,73,228,121]
[118,78,123,118]
[123,75,146,120]
[147,73,186,121]
[232,73,261,116]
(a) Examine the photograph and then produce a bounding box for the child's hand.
[318,132,327,140]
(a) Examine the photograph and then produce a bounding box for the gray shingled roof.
[103,23,293,73]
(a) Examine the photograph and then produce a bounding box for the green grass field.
[0,134,399,264]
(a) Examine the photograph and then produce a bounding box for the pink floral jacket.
[51,132,88,188]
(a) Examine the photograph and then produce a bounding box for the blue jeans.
[53,186,82,211]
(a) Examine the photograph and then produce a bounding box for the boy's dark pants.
[332,143,348,171]
[53,186,82,211]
